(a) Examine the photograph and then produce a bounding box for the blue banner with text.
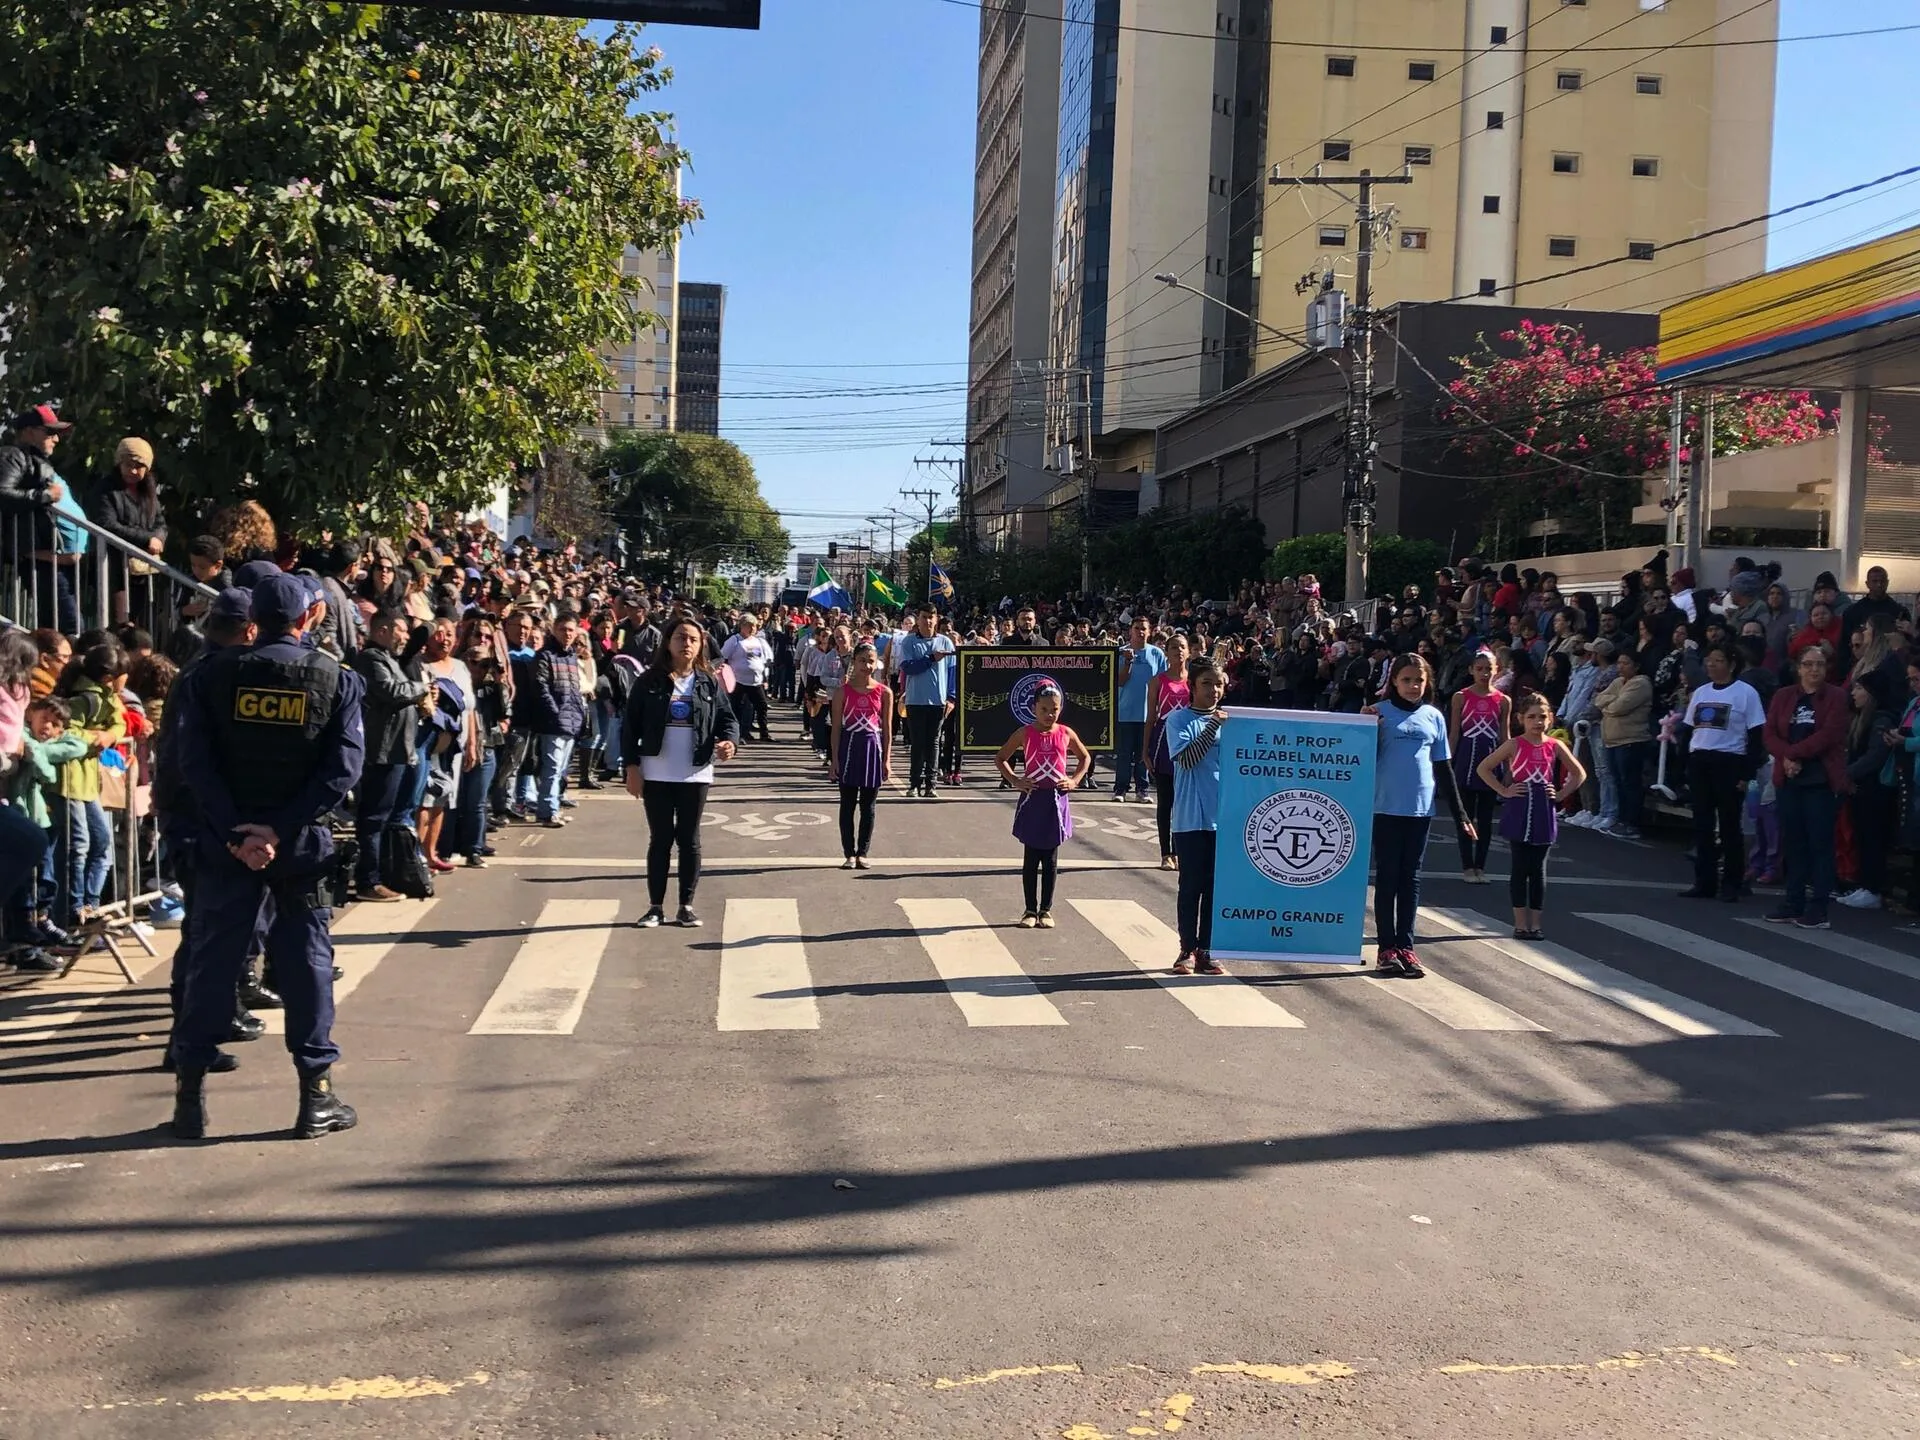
[1210,708,1377,964]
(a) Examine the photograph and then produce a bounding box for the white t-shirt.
[721,633,771,686]
[642,673,714,784]
[1684,679,1766,755]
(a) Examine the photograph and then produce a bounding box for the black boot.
[161,1047,239,1075]
[295,1068,357,1139]
[170,1067,208,1140]
[240,958,283,1011]
[229,1007,266,1042]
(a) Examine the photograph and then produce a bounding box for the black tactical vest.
[207,645,341,813]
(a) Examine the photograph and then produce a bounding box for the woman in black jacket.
[89,437,167,627]
[623,617,739,928]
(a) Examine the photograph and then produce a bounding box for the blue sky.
[644,0,1919,573]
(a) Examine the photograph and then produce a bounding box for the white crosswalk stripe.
[896,898,1067,1026]
[717,898,820,1031]
[263,898,441,1036]
[1424,908,1776,1038]
[469,899,622,1036]
[1736,917,1920,984]
[1586,913,1920,1044]
[1359,936,1547,1032]
[1069,899,1307,1027]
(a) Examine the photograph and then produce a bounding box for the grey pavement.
[3,717,1920,1438]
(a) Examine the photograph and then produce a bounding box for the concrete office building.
[676,281,725,436]
[1252,0,1776,374]
[1046,1,1271,486]
[598,242,679,437]
[965,0,1063,549]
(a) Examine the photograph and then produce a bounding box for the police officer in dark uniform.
[169,572,366,1140]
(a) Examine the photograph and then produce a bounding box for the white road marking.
[1359,943,1547,1032]
[469,899,621,1036]
[1586,913,1920,1044]
[1737,918,1920,985]
[1424,907,1775,1038]
[896,899,1067,1027]
[263,899,443,1036]
[1069,899,1305,1027]
[717,898,820,1031]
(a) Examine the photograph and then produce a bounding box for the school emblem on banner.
[1243,790,1356,888]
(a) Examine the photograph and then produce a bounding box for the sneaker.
[840,856,857,870]
[1398,948,1427,979]
[463,855,489,869]
[1195,954,1225,976]
[1564,812,1594,829]
[542,818,566,829]
[676,906,702,928]
[1836,889,1882,911]
[1036,910,1055,929]
[1170,954,1195,975]
[7,946,61,974]
[854,856,870,870]
[1018,911,1040,929]
[148,897,185,928]
[637,907,665,929]
[558,796,579,809]
[1764,906,1803,924]
[360,885,405,903]
[1110,792,1128,803]
[1605,824,1640,840]
[1795,908,1832,931]
[1374,946,1405,974]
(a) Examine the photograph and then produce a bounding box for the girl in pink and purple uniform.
[994,684,1092,928]
[1448,648,1509,884]
[1477,693,1587,940]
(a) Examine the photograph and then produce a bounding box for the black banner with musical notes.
[956,648,1116,753]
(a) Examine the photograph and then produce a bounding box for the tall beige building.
[1253,0,1777,374]
[597,241,679,437]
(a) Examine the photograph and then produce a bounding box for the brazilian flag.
[865,568,908,610]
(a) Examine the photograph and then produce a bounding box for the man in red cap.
[0,404,79,633]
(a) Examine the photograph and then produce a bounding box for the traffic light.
[828,542,838,558]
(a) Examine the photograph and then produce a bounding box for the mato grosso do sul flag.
[1209,709,1377,963]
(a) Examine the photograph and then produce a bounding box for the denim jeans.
[54,794,112,924]
[1112,720,1149,797]
[354,760,418,888]
[1372,813,1431,952]
[1607,742,1649,830]
[1592,740,1619,824]
[454,747,499,856]
[1779,781,1838,913]
[535,734,575,822]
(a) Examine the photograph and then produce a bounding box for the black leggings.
[643,780,708,907]
[839,785,877,857]
[1022,845,1058,914]
[1509,841,1549,910]
[1153,772,1175,859]
[1458,788,1496,870]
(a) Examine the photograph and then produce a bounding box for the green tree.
[1264,533,1348,595]
[599,432,789,579]
[0,2,689,528]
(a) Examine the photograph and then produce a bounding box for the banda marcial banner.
[955,648,1116,753]
[1210,708,1377,963]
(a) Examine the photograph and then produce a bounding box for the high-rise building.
[965,0,1063,549]
[1045,1,1271,474]
[598,242,678,437]
[1251,0,1777,374]
[676,281,725,436]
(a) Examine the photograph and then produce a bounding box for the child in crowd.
[8,696,97,962]
[1477,693,1588,940]
[53,642,129,927]
[1166,657,1226,975]
[830,641,893,869]
[1146,633,1192,871]
[995,683,1091,928]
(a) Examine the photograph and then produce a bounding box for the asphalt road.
[4,713,1920,1439]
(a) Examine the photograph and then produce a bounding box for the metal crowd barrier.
[0,503,215,650]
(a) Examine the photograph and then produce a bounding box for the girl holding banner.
[1368,654,1474,979]
[1166,658,1226,975]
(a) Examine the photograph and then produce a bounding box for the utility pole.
[902,480,943,598]
[1269,167,1412,606]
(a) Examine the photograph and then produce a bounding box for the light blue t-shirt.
[1166,706,1221,833]
[1374,701,1451,817]
[894,631,954,707]
[1117,643,1167,723]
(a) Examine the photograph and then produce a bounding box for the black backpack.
[380,823,434,900]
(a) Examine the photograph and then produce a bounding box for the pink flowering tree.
[1440,320,1832,553]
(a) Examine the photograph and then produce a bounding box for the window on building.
[1408,60,1436,82]
[1636,74,1663,94]
[1556,70,1583,91]
[1632,156,1660,177]
[1552,152,1580,174]
[1549,237,1578,258]
[1482,194,1501,214]
[1628,241,1657,261]
[1490,25,1509,44]
[1326,55,1356,77]
[1323,139,1352,161]
[1479,278,1499,297]
[1401,229,1429,251]
[1318,225,1349,247]
[1404,145,1433,167]
[1486,109,1505,130]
